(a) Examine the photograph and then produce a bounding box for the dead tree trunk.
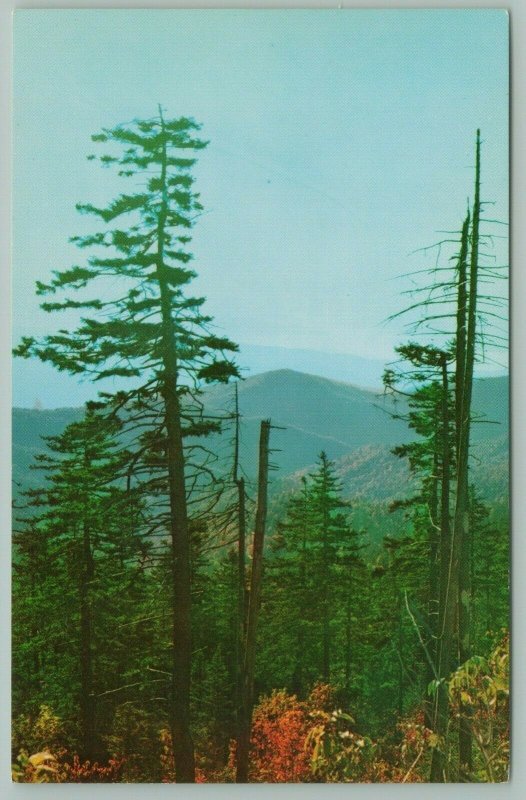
[457,130,481,779]
[233,384,248,762]
[236,420,271,783]
[430,354,453,782]
[424,428,440,730]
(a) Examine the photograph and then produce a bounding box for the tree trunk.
[345,597,352,700]
[397,591,404,717]
[236,479,246,638]
[79,520,96,762]
[430,356,453,782]
[236,420,270,783]
[454,212,470,455]
[156,109,195,782]
[457,130,481,780]
[233,383,248,750]
[424,439,440,729]
[321,464,330,682]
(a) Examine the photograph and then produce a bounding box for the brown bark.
[424,437,440,730]
[79,519,96,762]
[234,385,248,761]
[457,130,481,780]
[430,355,453,782]
[156,108,195,782]
[236,420,271,783]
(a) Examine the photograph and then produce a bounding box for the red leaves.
[249,690,312,782]
[12,749,125,783]
[65,754,125,783]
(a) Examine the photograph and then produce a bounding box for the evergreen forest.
[12,112,509,783]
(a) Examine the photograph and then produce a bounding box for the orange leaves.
[247,683,375,783]
[250,690,312,782]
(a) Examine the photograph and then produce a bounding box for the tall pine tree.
[14,109,239,781]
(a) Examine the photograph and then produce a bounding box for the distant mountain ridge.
[12,345,387,408]
[237,344,387,390]
[13,344,507,408]
[13,370,509,508]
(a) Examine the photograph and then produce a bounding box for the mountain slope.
[13,370,508,501]
[206,368,410,446]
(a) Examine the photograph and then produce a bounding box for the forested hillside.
[13,370,508,491]
[13,371,508,553]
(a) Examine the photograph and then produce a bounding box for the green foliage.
[15,111,238,399]
[12,705,67,761]
[259,455,368,707]
[12,407,152,759]
[12,114,508,783]
[105,705,164,783]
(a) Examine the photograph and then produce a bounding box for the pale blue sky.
[13,9,509,406]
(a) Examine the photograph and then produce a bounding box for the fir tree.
[14,108,239,780]
[12,408,145,761]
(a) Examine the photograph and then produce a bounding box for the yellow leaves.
[12,750,59,783]
[427,732,440,749]
[445,634,509,782]
[493,676,509,695]
[305,723,326,765]
[28,751,58,769]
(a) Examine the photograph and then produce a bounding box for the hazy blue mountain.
[12,407,84,492]
[237,344,386,390]
[13,370,508,506]
[13,343,507,409]
[12,345,386,408]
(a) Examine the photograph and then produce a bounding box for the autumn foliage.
[249,690,313,781]
[12,750,124,784]
[12,641,509,783]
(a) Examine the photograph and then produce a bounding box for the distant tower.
[33,398,42,411]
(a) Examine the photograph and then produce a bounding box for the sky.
[12,8,509,407]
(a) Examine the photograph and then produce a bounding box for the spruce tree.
[261,477,317,695]
[14,108,239,780]
[308,452,351,682]
[263,454,357,691]
[12,408,145,761]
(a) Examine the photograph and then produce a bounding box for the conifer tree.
[261,477,317,695]
[12,408,145,761]
[385,130,507,782]
[14,108,239,780]
[308,452,351,682]
[334,518,366,704]
[261,453,360,695]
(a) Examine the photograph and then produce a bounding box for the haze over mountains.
[12,345,386,409]
[13,369,509,515]
[12,343,507,409]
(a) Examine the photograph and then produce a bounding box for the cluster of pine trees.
[12,113,508,783]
